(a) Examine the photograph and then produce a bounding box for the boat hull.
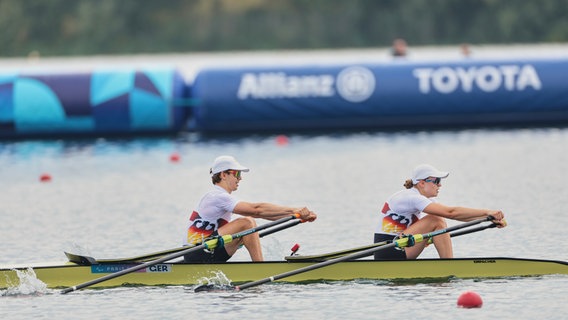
[1,257,567,289]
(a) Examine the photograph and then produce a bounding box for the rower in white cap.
[183,155,317,262]
[373,164,506,260]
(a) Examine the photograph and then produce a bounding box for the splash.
[196,270,232,287]
[1,268,48,296]
[193,271,236,293]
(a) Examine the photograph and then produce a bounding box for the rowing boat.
[2,218,566,292]
[2,257,567,289]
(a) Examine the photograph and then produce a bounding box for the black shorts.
[183,232,231,263]
[183,245,231,263]
[373,233,407,260]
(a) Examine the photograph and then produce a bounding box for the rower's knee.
[239,216,257,230]
[425,214,447,230]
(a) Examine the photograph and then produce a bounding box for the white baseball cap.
[210,155,250,175]
[411,164,449,184]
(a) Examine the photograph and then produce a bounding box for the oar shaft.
[423,217,493,240]
[236,217,492,291]
[450,223,497,238]
[237,243,399,290]
[229,214,300,240]
[259,219,302,238]
[62,214,300,294]
[424,222,498,244]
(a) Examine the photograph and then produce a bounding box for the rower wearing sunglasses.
[373,164,506,260]
[183,155,317,263]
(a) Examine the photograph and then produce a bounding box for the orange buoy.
[39,173,52,182]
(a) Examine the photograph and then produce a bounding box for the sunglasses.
[423,177,441,185]
[226,170,242,179]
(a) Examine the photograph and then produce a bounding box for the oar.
[66,219,303,265]
[285,220,499,262]
[61,214,301,294]
[228,216,494,291]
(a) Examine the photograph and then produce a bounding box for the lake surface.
[1,126,567,319]
[1,44,568,319]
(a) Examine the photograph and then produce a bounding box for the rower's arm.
[233,202,316,221]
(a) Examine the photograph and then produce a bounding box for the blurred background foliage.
[1,0,567,57]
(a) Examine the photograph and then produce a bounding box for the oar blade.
[194,284,237,293]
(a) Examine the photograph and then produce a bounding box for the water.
[1,40,568,320]
[1,127,567,319]
[2,277,567,319]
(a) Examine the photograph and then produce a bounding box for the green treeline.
[1,0,567,57]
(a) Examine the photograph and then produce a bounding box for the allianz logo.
[237,66,375,103]
[236,64,542,102]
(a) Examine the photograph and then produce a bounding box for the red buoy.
[457,291,483,308]
[39,173,52,182]
[275,134,289,146]
[169,153,181,162]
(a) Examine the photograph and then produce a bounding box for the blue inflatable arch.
[190,58,568,132]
